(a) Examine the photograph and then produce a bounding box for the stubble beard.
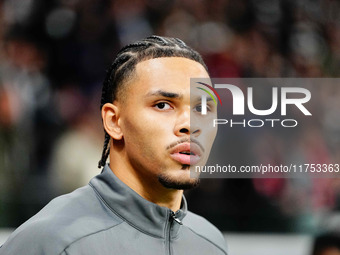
[157,165,200,190]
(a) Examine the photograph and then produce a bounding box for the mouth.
[179,151,194,155]
[169,142,202,165]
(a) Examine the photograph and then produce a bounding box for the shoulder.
[0,185,123,255]
[182,211,228,254]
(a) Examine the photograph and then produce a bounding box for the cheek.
[203,130,217,152]
[122,111,168,158]
[199,115,217,143]
[122,114,174,174]
[200,125,217,159]
[124,117,150,148]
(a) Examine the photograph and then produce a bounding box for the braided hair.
[98,35,208,168]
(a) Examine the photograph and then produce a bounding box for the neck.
[109,147,183,212]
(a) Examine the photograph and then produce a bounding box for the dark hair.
[98,35,208,168]
[312,233,340,255]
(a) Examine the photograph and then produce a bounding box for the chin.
[157,170,200,190]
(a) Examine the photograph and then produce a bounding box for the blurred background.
[0,0,340,254]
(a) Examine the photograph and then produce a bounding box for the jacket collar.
[89,164,187,238]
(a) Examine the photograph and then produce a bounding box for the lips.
[169,142,202,165]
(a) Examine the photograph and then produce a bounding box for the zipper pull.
[170,211,183,225]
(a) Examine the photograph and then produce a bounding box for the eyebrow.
[146,90,183,99]
[192,95,214,102]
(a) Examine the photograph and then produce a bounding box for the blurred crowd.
[0,0,340,235]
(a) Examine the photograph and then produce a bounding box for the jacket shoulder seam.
[185,226,228,255]
[89,183,163,239]
[59,222,124,255]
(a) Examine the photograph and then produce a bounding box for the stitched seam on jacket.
[185,227,228,255]
[89,182,164,239]
[59,222,124,255]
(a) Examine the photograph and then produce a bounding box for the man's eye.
[194,105,202,112]
[194,104,211,113]
[154,102,172,110]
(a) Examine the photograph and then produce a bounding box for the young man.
[0,36,227,255]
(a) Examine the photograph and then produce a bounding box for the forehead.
[129,57,209,94]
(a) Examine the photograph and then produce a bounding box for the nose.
[174,107,201,137]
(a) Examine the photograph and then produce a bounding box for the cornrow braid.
[98,35,208,168]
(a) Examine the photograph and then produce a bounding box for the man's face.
[117,57,217,189]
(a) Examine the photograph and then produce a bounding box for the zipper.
[170,210,183,225]
[166,210,183,255]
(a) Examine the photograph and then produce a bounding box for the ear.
[102,103,123,140]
